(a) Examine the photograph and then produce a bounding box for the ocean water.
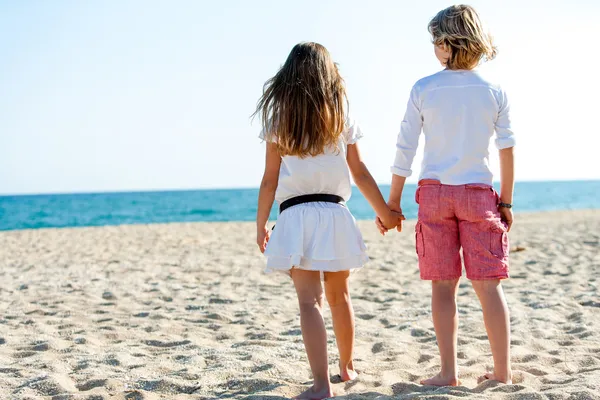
[1,181,599,231]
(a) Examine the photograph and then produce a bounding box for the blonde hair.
[428,5,497,70]
[253,42,348,158]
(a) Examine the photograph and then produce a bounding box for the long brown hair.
[428,5,497,70]
[253,42,348,157]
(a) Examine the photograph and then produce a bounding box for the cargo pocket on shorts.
[415,222,425,257]
[490,224,509,259]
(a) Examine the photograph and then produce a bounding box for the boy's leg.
[291,269,333,399]
[471,280,512,384]
[416,181,462,386]
[421,278,461,386]
[457,184,511,384]
[323,270,357,382]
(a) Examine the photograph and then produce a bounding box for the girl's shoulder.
[258,118,278,144]
[342,115,363,145]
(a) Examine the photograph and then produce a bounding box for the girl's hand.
[257,226,270,253]
[499,207,513,232]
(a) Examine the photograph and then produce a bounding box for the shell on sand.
[0,210,599,399]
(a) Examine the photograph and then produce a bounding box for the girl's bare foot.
[293,385,334,400]
[477,372,512,384]
[420,372,460,386]
[339,361,358,382]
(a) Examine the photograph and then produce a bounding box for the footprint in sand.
[76,378,108,391]
[31,341,50,351]
[379,318,396,328]
[280,328,301,336]
[392,382,428,395]
[417,354,434,363]
[490,384,527,393]
[251,363,274,372]
[209,298,234,304]
[245,332,277,341]
[102,291,117,300]
[144,340,191,348]
[207,323,222,331]
[518,354,539,362]
[524,367,548,376]
[357,314,376,320]
[133,312,150,318]
[16,374,77,397]
[135,379,200,394]
[216,333,233,341]
[13,351,36,358]
[73,360,90,371]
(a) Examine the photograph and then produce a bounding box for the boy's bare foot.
[339,361,358,382]
[477,372,512,384]
[293,385,334,400]
[420,372,460,386]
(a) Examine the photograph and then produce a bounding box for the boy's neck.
[444,67,477,72]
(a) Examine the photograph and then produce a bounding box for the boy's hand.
[499,207,513,232]
[257,226,270,253]
[376,203,405,235]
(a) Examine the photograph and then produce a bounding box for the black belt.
[279,194,345,214]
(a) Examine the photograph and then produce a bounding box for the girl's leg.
[323,270,357,382]
[421,278,461,386]
[471,279,512,384]
[291,269,333,400]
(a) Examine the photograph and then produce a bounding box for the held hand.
[375,216,386,235]
[256,226,271,253]
[499,207,513,232]
[376,203,405,235]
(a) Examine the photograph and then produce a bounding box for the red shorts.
[415,179,509,281]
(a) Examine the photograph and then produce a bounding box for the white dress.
[260,120,369,274]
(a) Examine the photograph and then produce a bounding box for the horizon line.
[1,178,599,197]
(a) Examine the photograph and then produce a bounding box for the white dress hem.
[265,253,369,275]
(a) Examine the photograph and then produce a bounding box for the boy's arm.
[495,88,516,231]
[388,174,407,209]
[499,147,514,231]
[499,147,514,204]
[256,142,281,252]
[391,86,422,181]
[379,86,422,234]
[347,143,404,228]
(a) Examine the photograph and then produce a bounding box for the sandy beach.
[0,210,599,399]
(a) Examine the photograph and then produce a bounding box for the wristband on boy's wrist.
[498,202,512,209]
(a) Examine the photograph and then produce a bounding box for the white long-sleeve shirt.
[391,69,515,185]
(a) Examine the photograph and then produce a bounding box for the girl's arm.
[347,143,404,229]
[256,142,281,252]
[499,146,514,231]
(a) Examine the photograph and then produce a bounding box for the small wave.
[187,208,216,216]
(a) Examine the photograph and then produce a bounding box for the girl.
[379,5,515,386]
[255,42,404,399]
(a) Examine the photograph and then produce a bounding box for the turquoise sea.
[1,181,599,231]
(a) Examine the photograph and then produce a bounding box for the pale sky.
[1,0,598,195]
